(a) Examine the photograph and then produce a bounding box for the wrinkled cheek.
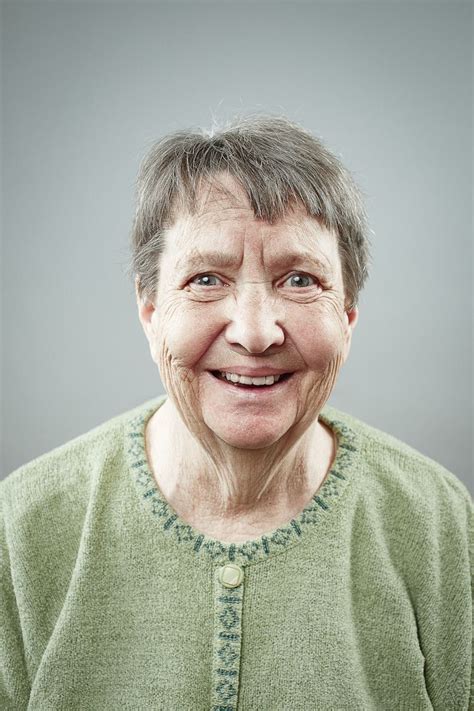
[157,333,193,391]
[301,320,346,374]
[159,307,215,366]
[293,352,344,426]
[155,336,203,437]
[320,351,346,393]
[154,314,209,409]
[294,322,347,412]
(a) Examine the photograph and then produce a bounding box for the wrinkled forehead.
[164,208,342,290]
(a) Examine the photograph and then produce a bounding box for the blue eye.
[189,272,318,288]
[191,274,223,287]
[283,273,317,288]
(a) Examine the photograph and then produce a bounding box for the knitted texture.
[1,395,472,710]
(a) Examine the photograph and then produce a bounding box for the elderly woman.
[1,115,472,711]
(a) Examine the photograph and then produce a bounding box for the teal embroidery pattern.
[126,397,358,567]
[211,569,244,711]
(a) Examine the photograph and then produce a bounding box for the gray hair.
[128,114,372,311]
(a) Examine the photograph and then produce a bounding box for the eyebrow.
[178,249,334,277]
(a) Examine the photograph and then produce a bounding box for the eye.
[282,272,319,288]
[189,274,224,287]
[188,272,319,289]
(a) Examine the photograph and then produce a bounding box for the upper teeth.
[219,371,282,386]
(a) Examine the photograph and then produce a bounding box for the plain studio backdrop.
[1,1,472,496]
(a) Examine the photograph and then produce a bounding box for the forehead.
[165,175,341,272]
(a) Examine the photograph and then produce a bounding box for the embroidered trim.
[126,396,358,567]
[211,572,244,711]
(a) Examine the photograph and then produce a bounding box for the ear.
[342,305,359,363]
[135,277,157,347]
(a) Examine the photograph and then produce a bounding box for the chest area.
[27,548,432,710]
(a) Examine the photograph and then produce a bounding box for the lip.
[207,370,295,397]
[209,367,293,377]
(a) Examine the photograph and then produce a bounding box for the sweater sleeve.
[417,477,473,710]
[0,486,31,709]
[469,496,473,710]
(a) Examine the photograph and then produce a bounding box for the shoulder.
[322,403,472,522]
[322,405,472,617]
[0,396,161,527]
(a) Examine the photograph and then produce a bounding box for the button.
[218,563,244,588]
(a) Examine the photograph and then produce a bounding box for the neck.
[145,398,336,527]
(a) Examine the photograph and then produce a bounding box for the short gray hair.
[128,114,372,311]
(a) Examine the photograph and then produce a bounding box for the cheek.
[291,302,347,371]
[155,299,220,373]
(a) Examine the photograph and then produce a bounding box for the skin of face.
[136,174,359,521]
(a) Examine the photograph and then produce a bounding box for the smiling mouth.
[210,371,294,388]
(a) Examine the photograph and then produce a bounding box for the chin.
[205,417,291,450]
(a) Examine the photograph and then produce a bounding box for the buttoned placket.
[211,563,246,710]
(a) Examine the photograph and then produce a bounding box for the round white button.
[218,563,244,588]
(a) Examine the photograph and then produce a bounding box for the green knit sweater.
[1,395,472,710]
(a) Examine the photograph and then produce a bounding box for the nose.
[224,281,285,353]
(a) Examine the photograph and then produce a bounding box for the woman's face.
[138,176,358,450]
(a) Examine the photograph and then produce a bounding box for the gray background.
[1,1,472,495]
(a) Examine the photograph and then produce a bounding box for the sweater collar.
[125,395,359,567]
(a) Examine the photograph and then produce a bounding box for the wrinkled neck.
[145,398,335,522]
